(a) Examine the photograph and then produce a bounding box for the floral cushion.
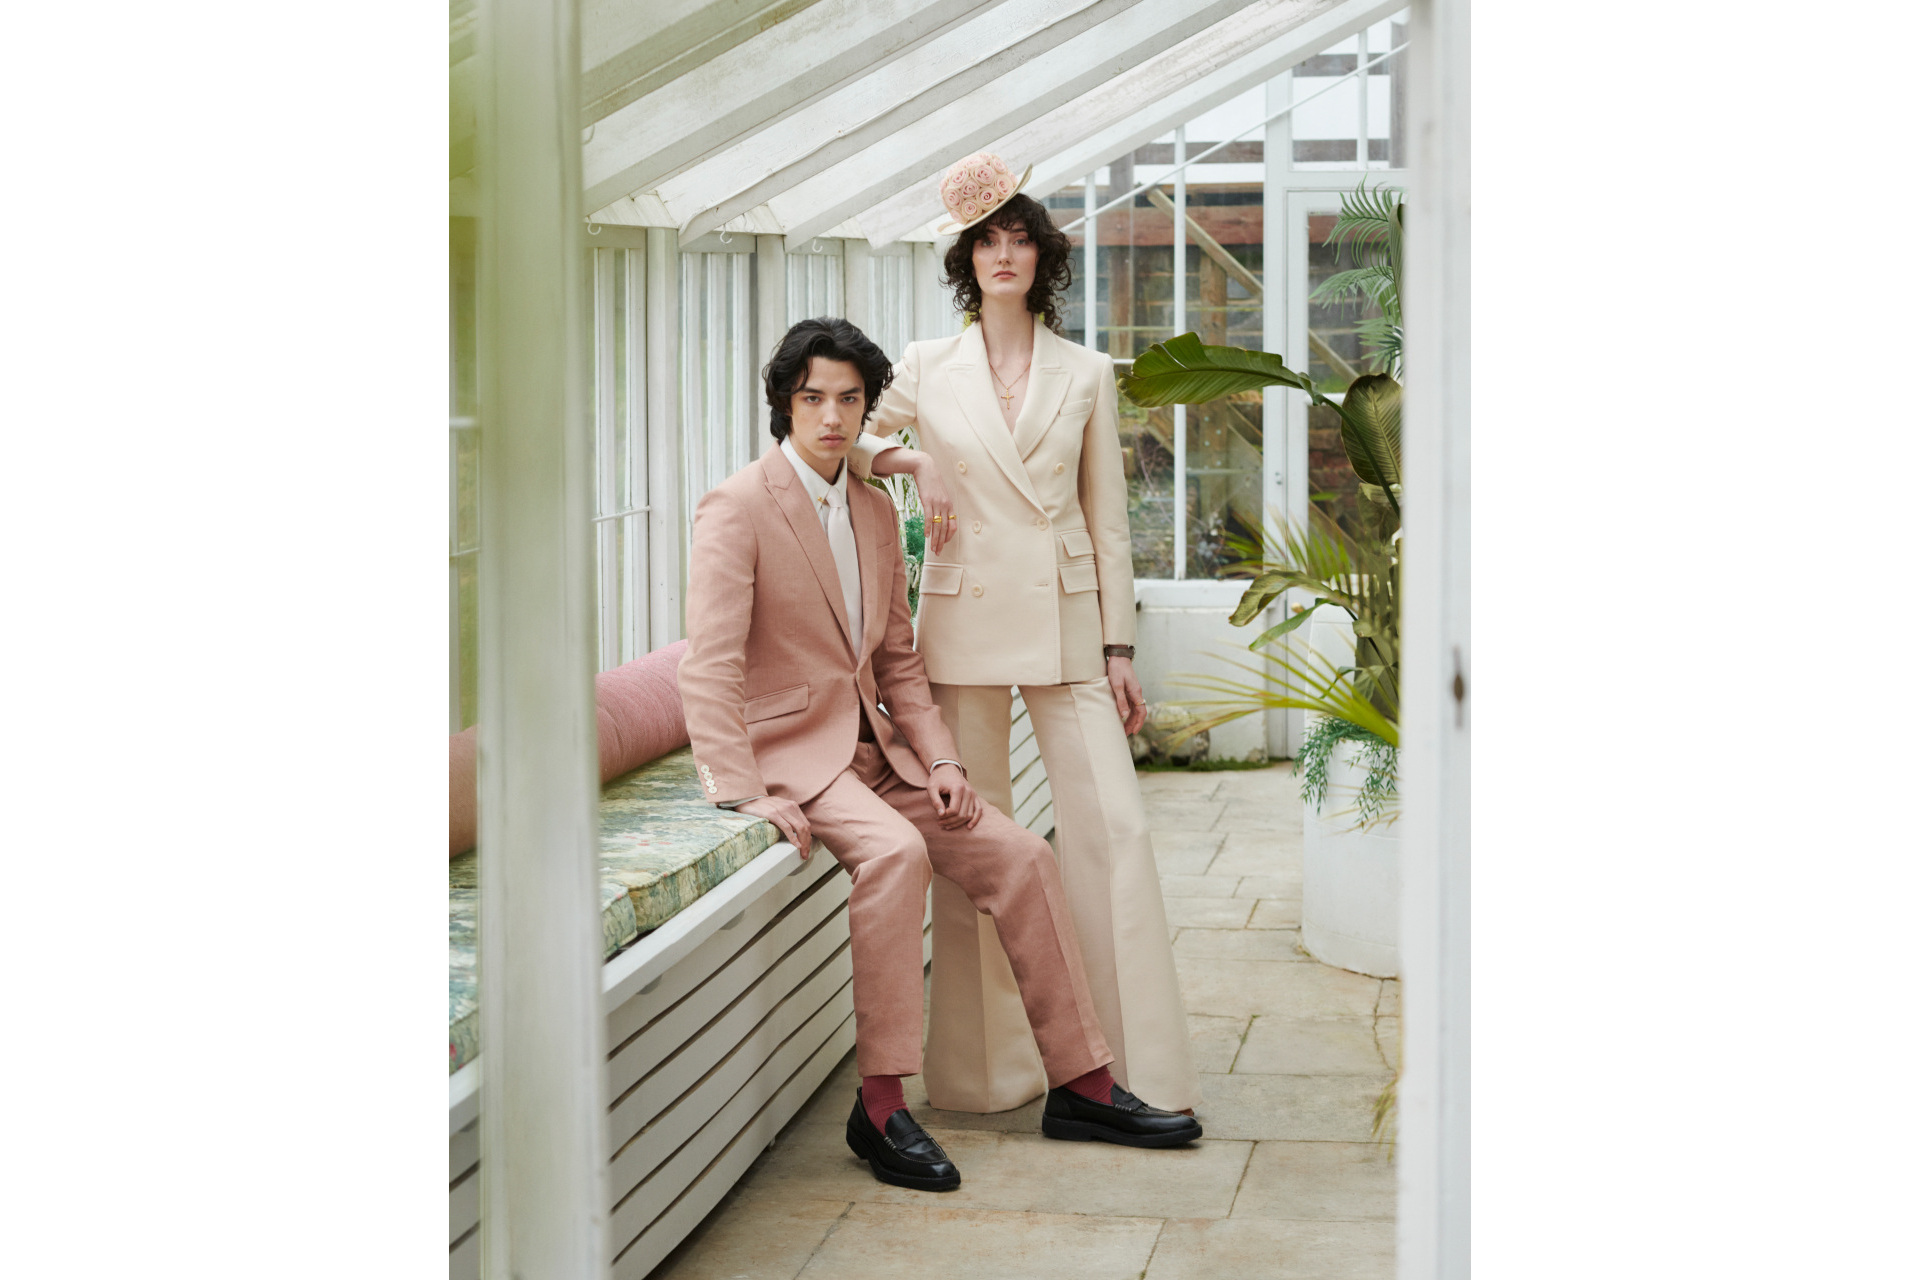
[449,748,778,1073]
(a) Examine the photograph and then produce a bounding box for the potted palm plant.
[1119,181,1405,977]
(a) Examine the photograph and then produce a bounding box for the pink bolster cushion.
[449,640,692,856]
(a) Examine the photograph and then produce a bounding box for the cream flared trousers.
[924,679,1201,1113]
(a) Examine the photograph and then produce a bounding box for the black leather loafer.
[1041,1083,1203,1148]
[845,1091,961,1191]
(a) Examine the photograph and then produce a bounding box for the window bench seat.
[448,747,787,1075]
[448,745,896,1279]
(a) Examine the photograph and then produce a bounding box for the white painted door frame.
[474,0,609,1276]
[1397,0,1470,1276]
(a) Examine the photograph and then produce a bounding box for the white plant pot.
[1301,739,1401,978]
[1299,614,1400,978]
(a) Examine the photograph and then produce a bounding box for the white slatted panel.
[1010,688,1054,835]
[608,1015,857,1280]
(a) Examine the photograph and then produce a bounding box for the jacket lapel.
[763,449,856,655]
[852,486,888,661]
[947,321,1044,512]
[1012,319,1071,461]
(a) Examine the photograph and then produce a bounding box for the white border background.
[1,2,1913,1274]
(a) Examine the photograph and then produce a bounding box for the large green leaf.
[1246,600,1324,649]
[1336,374,1403,500]
[1120,333,1316,408]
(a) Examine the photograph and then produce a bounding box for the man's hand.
[1108,655,1148,736]
[927,762,983,831]
[736,795,813,857]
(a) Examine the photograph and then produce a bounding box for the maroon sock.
[861,1075,906,1130]
[1064,1064,1116,1105]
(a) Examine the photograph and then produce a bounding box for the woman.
[847,152,1200,1114]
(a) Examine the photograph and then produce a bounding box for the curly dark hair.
[762,316,895,443]
[941,193,1075,334]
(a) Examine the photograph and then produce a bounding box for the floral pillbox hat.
[935,151,1033,235]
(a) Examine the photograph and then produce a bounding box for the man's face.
[785,356,866,482]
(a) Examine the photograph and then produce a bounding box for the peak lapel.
[763,450,856,654]
[1012,320,1071,461]
[947,322,1043,512]
[852,486,888,661]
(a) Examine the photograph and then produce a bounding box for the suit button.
[956,461,968,474]
[971,520,982,533]
[971,584,984,597]
[1054,463,1066,474]
[1034,516,1048,529]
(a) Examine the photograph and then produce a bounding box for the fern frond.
[1311,264,1396,306]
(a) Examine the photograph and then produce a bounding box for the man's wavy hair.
[941,193,1075,335]
[762,316,895,443]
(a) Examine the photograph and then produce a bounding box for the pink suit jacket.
[678,445,961,808]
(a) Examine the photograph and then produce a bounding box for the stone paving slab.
[1191,1072,1385,1142]
[1249,898,1304,928]
[1187,1013,1250,1073]
[1159,873,1245,898]
[1234,1015,1394,1077]
[1132,771,1225,798]
[1162,896,1256,929]
[1210,829,1302,876]
[1376,1015,1401,1070]
[1213,800,1304,833]
[1234,873,1303,900]
[1174,927,1313,962]
[1231,1141,1396,1221]
[650,1195,849,1280]
[1148,830,1227,875]
[797,1203,1164,1280]
[1145,1217,1394,1279]
[1140,801,1229,834]
[1174,955,1381,1020]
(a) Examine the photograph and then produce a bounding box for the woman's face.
[971,221,1037,306]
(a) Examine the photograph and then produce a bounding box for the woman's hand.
[1108,655,1148,736]
[870,447,956,554]
[912,453,957,555]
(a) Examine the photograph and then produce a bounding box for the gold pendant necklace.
[990,359,1031,412]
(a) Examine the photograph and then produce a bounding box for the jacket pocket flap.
[744,683,809,723]
[1058,529,1095,559]
[920,562,963,595]
[1058,561,1100,594]
[1058,397,1094,421]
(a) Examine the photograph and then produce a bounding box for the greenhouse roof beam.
[857,0,1402,246]
[773,0,1305,250]
[580,0,830,127]
[1022,0,1405,205]
[583,0,1015,213]
[661,0,1154,243]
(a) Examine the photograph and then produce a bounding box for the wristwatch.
[1103,644,1135,660]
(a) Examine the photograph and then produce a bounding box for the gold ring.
[931,515,943,522]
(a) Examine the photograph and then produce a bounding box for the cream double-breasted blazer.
[851,315,1134,687]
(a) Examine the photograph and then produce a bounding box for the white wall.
[1131,579,1275,761]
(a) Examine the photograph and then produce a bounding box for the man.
[679,317,1200,1192]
